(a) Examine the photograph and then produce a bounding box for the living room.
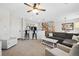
[0,0,79,57]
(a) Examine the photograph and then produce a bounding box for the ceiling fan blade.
[24,3,33,8]
[38,9,46,11]
[27,10,32,12]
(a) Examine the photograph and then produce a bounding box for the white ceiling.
[0,3,79,23]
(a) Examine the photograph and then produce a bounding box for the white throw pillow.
[72,35,79,41]
[49,33,53,37]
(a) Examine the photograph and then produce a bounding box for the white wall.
[0,7,22,40]
[54,12,79,33]
[0,8,10,40]
[10,13,21,39]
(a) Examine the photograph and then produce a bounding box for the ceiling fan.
[24,3,46,15]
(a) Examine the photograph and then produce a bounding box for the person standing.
[25,26,30,40]
[32,26,37,40]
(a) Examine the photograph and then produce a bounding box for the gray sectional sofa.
[46,32,79,47]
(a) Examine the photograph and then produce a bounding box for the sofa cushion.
[62,39,77,47]
[65,34,73,39]
[53,32,66,38]
[47,36,65,44]
[57,43,71,53]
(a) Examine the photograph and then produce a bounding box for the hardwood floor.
[2,40,46,56]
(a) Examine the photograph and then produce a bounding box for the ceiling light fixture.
[24,3,46,15]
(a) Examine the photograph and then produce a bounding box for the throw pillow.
[72,35,79,41]
[49,33,53,37]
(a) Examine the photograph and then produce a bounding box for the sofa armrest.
[57,43,71,53]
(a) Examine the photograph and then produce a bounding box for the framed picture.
[62,23,74,30]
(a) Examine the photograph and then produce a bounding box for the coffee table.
[42,38,58,48]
